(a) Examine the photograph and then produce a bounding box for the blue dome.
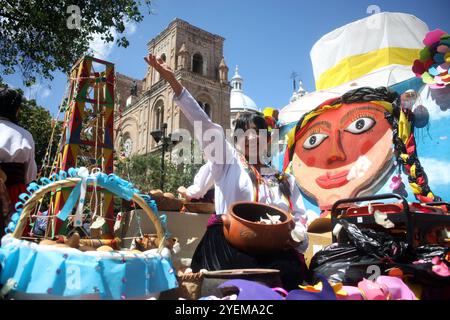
[230,66,258,112]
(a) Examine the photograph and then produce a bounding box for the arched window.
[160,53,167,62]
[153,100,164,130]
[192,53,203,75]
[197,99,211,119]
[204,103,211,118]
[122,135,133,157]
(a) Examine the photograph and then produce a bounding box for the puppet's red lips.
[315,170,350,189]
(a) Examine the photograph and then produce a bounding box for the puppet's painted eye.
[303,133,328,150]
[345,117,375,134]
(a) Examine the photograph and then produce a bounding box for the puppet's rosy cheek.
[360,140,376,155]
[305,156,316,167]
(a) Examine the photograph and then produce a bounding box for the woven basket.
[1,175,181,300]
[12,177,168,250]
[154,196,184,212]
[183,202,215,215]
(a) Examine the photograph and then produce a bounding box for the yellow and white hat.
[310,12,429,91]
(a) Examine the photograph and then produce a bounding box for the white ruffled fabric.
[0,118,37,183]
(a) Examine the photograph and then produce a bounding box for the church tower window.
[193,53,203,75]
[204,103,211,118]
[153,100,164,130]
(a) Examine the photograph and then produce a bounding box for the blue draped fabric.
[0,235,177,299]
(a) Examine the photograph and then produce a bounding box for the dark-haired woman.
[145,55,309,289]
[0,87,37,237]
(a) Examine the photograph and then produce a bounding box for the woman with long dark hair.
[145,54,309,289]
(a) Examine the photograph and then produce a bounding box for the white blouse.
[186,161,214,199]
[0,118,37,183]
[173,88,308,253]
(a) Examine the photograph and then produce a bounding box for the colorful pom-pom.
[423,29,447,46]
[413,29,450,88]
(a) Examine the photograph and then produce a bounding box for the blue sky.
[3,0,450,116]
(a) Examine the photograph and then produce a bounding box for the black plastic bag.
[310,242,392,285]
[310,220,449,287]
[397,245,450,287]
[410,245,449,263]
[335,220,408,260]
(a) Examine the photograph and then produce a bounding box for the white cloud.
[25,83,42,100]
[40,88,51,99]
[24,83,51,100]
[420,158,450,186]
[25,84,39,100]
[88,20,137,61]
[361,158,450,197]
[88,31,117,60]
[125,21,137,35]
[419,86,450,121]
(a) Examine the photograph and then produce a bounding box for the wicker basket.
[154,196,184,212]
[2,175,180,299]
[183,202,215,215]
[12,177,168,250]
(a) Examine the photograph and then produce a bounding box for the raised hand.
[144,54,173,80]
[144,53,183,97]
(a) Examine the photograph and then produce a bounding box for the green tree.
[16,92,62,172]
[0,0,152,86]
[115,153,203,194]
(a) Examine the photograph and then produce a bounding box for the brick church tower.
[115,18,231,157]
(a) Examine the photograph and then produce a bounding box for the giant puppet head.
[283,86,440,210]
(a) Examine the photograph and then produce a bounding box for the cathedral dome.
[230,66,259,113]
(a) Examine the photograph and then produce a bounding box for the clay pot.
[222,201,294,254]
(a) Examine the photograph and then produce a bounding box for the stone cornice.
[147,18,224,50]
[176,70,230,92]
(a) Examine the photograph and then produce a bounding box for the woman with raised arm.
[145,54,309,289]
